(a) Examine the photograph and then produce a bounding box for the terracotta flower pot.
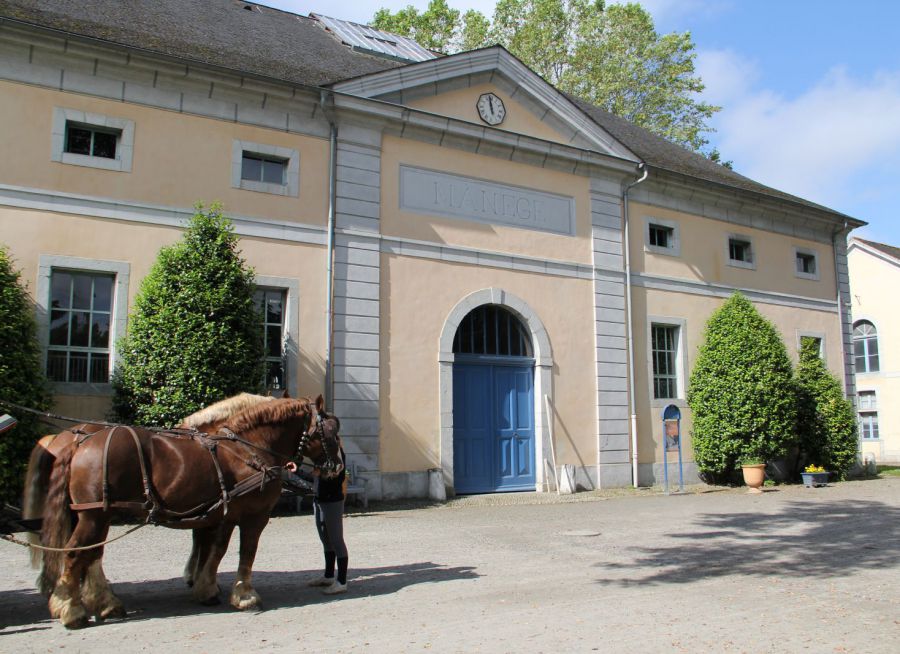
[741,464,766,493]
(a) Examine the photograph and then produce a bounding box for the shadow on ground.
[0,561,478,633]
[594,499,899,585]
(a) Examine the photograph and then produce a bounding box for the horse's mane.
[226,398,314,433]
[179,393,274,429]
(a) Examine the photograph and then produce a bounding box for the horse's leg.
[82,556,126,620]
[48,510,109,629]
[192,522,234,605]
[229,513,268,610]
[183,529,201,587]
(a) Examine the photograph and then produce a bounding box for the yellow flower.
[804,464,825,473]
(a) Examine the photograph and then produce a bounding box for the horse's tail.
[22,435,57,571]
[40,441,77,594]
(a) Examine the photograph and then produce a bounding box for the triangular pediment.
[331,47,638,161]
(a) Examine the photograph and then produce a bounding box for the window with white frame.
[231,140,299,196]
[858,391,879,439]
[255,288,287,391]
[728,236,754,268]
[644,217,680,256]
[51,108,135,172]
[47,270,114,383]
[853,320,880,373]
[651,324,680,399]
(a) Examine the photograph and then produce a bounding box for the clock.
[476,92,506,126]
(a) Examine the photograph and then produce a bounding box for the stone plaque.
[399,165,575,235]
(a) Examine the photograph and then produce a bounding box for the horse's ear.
[315,394,325,415]
[282,390,291,399]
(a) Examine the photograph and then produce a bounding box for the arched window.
[853,320,880,373]
[453,305,532,357]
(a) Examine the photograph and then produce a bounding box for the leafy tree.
[112,205,264,427]
[372,0,721,154]
[0,247,52,504]
[795,337,858,479]
[687,293,797,482]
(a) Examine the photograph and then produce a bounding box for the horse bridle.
[298,410,342,475]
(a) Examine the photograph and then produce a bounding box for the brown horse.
[26,395,339,628]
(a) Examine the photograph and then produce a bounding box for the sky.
[257,1,900,244]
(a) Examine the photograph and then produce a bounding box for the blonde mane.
[226,398,313,434]
[179,393,275,429]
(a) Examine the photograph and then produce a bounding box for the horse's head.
[299,394,343,479]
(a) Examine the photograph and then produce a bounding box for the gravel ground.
[1,477,898,653]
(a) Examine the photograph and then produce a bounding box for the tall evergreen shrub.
[795,337,858,479]
[687,293,797,482]
[0,247,52,504]
[112,206,264,426]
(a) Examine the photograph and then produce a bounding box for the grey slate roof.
[854,238,900,262]
[0,0,863,224]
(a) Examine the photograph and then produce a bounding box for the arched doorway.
[452,304,536,493]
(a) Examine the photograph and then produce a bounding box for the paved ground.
[1,477,898,653]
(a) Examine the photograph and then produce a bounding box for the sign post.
[662,404,683,494]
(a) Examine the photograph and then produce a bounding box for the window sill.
[56,151,131,173]
[51,382,113,397]
[237,179,296,197]
[795,271,820,281]
[726,259,756,270]
[645,245,680,257]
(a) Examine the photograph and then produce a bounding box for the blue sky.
[259,1,900,244]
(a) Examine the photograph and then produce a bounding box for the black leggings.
[314,499,347,559]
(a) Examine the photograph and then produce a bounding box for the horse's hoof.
[199,595,221,606]
[230,592,262,611]
[60,605,90,630]
[62,615,90,630]
[100,604,127,620]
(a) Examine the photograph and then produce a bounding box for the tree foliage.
[372,0,720,154]
[687,294,797,482]
[795,337,858,479]
[0,247,52,504]
[111,206,264,427]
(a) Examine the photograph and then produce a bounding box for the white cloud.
[695,48,760,107]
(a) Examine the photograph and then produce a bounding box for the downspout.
[831,219,851,396]
[622,163,648,488]
[320,90,338,409]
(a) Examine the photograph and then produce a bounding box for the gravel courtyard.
[1,477,898,653]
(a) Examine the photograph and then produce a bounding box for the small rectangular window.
[648,224,673,249]
[729,238,753,264]
[858,391,879,439]
[47,270,114,383]
[796,252,816,275]
[651,324,679,399]
[64,122,120,160]
[242,153,287,185]
[255,288,287,390]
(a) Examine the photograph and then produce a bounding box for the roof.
[850,238,900,263]
[311,13,437,63]
[0,0,865,225]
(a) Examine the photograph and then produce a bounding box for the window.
[799,334,824,358]
[242,153,287,185]
[453,305,532,357]
[728,237,753,266]
[651,324,679,399]
[47,271,114,383]
[858,391,879,439]
[794,247,819,280]
[51,108,135,172]
[255,289,287,391]
[644,217,680,256]
[231,140,299,196]
[853,320,880,373]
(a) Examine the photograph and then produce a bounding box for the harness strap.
[201,439,231,516]
[101,426,117,511]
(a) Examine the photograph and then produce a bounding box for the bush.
[687,293,797,482]
[795,336,858,479]
[0,247,52,504]
[112,205,264,426]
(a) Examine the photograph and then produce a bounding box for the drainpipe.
[831,219,851,396]
[622,163,648,488]
[320,90,338,409]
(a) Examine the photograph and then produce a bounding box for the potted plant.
[801,464,829,488]
[740,458,767,493]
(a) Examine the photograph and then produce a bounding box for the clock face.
[476,93,506,126]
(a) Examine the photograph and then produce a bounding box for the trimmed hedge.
[0,247,52,504]
[112,206,264,426]
[687,293,797,482]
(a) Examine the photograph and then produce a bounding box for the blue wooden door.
[453,360,535,493]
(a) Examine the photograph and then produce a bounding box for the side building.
[848,238,900,465]
[0,1,863,498]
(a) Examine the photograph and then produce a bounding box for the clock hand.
[488,96,494,114]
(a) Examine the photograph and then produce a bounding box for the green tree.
[112,205,264,427]
[372,0,720,154]
[795,337,858,479]
[687,293,797,482]
[0,247,52,504]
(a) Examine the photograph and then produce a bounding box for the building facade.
[848,238,900,464]
[0,1,862,498]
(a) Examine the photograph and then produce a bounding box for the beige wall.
[379,253,596,474]
[407,83,569,145]
[380,135,593,265]
[631,286,844,464]
[631,202,837,300]
[849,246,900,463]
[0,81,329,225]
[0,206,328,419]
